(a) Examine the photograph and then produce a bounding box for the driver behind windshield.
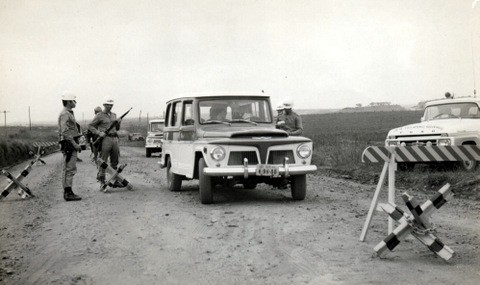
[209,106,227,121]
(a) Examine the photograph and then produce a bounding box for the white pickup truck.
[385,94,480,171]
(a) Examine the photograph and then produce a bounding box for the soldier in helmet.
[58,92,82,201]
[88,98,123,189]
[281,100,303,136]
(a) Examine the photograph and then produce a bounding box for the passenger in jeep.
[209,106,227,121]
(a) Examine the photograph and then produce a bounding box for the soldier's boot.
[64,187,82,201]
[99,177,106,191]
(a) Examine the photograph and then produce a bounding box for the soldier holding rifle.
[88,98,125,189]
[58,92,82,201]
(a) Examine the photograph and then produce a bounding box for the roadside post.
[96,158,133,192]
[374,184,455,261]
[359,145,480,242]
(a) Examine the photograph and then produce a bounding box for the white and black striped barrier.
[359,145,480,242]
[0,146,47,201]
[374,184,454,261]
[96,158,133,192]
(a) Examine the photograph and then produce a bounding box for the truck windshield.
[423,103,480,121]
[199,98,272,124]
[150,122,164,132]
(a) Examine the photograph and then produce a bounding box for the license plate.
[256,165,279,177]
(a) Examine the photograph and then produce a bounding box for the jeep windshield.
[150,122,164,132]
[199,98,272,125]
[423,103,480,121]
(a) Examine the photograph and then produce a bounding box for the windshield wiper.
[229,119,258,125]
[203,120,231,126]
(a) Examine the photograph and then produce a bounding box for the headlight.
[146,138,153,143]
[210,146,226,161]
[296,144,312,159]
[437,138,451,146]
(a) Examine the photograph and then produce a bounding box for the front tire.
[461,160,478,172]
[199,158,213,204]
[290,174,306,200]
[166,159,182,191]
[146,149,151,157]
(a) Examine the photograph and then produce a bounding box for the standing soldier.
[281,99,303,136]
[88,98,123,189]
[58,92,82,201]
[86,106,103,163]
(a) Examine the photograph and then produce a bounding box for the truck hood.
[388,119,480,136]
[199,125,289,138]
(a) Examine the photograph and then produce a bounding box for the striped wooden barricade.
[374,184,455,261]
[96,158,133,192]
[0,146,47,201]
[359,145,480,242]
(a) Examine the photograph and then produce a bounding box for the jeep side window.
[182,101,194,125]
[171,102,181,126]
[165,104,171,126]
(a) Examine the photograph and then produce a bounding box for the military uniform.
[88,110,120,183]
[282,111,303,136]
[58,107,81,189]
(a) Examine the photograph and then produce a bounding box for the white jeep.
[385,95,480,170]
[159,93,317,204]
[145,119,165,157]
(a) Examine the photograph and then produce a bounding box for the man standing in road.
[58,92,82,201]
[88,98,123,189]
[280,99,303,136]
[87,106,103,163]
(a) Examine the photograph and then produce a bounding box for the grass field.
[1,111,479,199]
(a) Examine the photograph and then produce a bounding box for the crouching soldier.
[58,92,82,201]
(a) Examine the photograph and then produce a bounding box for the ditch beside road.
[1,147,479,284]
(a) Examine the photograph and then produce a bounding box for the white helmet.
[61,91,76,101]
[275,104,284,111]
[103,97,114,105]
[283,98,293,109]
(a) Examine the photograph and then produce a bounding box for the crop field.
[1,110,479,198]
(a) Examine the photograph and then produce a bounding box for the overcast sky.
[1,0,480,124]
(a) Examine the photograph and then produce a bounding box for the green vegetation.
[303,110,480,199]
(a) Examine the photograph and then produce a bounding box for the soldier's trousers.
[62,150,77,188]
[97,137,120,181]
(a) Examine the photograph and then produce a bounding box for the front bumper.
[203,164,317,178]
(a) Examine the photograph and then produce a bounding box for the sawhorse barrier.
[1,146,47,200]
[359,145,480,241]
[374,184,455,261]
[96,158,133,192]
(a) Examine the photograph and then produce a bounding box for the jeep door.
[165,100,195,177]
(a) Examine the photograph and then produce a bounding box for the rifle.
[93,107,132,149]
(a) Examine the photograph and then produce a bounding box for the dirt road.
[1,147,479,284]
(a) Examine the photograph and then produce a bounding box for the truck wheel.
[199,158,213,204]
[290,174,306,200]
[146,149,151,157]
[461,160,478,172]
[167,159,182,191]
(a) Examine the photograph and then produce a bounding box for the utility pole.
[28,106,32,131]
[1,110,9,137]
[139,110,142,130]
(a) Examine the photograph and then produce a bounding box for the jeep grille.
[268,150,295,164]
[228,151,259,165]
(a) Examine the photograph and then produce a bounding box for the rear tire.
[166,159,182,191]
[199,158,213,204]
[290,174,306,200]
